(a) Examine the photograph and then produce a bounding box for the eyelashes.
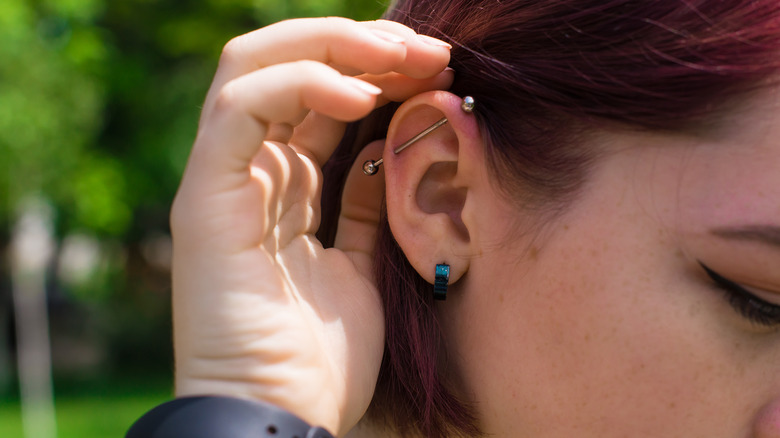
[699,262,780,328]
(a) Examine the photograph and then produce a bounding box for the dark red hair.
[319,1,780,436]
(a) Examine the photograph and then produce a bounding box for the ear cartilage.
[361,118,447,176]
[362,96,475,176]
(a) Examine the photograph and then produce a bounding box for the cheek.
[450,224,752,437]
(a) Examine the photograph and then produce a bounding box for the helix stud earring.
[362,96,475,176]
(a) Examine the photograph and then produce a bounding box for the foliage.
[1,0,387,238]
[0,0,389,421]
[0,372,172,438]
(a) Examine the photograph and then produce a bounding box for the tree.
[1,0,389,385]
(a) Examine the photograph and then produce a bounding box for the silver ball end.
[362,160,378,176]
[461,96,475,113]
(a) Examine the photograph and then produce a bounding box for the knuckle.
[220,35,247,65]
[305,59,340,76]
[319,16,358,43]
[292,60,332,82]
[294,59,320,74]
[320,16,356,33]
[212,80,241,113]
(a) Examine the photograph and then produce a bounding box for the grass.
[0,373,172,438]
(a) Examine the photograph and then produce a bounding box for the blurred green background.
[0,0,386,436]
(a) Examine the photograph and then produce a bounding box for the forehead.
[597,85,780,229]
[678,87,780,227]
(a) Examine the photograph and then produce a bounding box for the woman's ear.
[382,91,485,286]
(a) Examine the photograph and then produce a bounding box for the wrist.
[175,376,343,435]
[127,396,336,438]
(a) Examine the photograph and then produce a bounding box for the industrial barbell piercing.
[461,95,475,112]
[362,96,475,176]
[362,118,447,176]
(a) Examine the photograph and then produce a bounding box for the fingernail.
[371,29,406,44]
[417,34,452,49]
[343,76,382,95]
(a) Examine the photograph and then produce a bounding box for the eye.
[699,262,780,328]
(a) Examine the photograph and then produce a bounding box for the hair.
[317,1,780,436]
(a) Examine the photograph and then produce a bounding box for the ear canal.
[362,96,475,176]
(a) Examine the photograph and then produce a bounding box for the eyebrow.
[711,225,780,249]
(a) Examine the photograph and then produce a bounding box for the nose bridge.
[754,398,780,438]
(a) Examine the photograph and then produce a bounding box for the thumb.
[334,140,386,277]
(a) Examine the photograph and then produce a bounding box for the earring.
[433,263,450,301]
[363,96,475,176]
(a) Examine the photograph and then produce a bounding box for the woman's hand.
[169,17,452,435]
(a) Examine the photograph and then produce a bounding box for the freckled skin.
[433,89,780,437]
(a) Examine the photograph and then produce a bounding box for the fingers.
[288,67,455,165]
[363,67,455,105]
[359,20,453,78]
[288,112,349,167]
[251,141,322,248]
[220,18,450,79]
[202,18,451,121]
[219,18,406,74]
[334,140,387,277]
[192,61,381,181]
[192,17,452,180]
[177,16,453,255]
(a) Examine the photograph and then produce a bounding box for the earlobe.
[381,91,483,287]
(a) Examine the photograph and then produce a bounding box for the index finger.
[203,18,451,119]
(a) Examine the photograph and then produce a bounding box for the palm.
[173,137,384,432]
[169,17,451,436]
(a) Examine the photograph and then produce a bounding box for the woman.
[141,0,780,436]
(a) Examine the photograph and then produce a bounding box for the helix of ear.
[362,96,475,176]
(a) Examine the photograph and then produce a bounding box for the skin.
[171,17,452,434]
[446,124,780,436]
[378,90,780,437]
[171,16,780,438]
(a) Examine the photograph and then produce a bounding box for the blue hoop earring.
[433,264,450,301]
